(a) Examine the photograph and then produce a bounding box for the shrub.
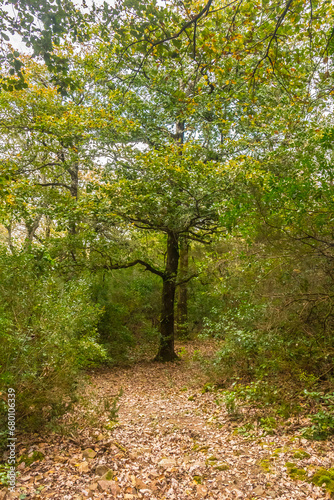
[0,248,106,433]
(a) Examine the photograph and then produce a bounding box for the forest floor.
[2,341,333,500]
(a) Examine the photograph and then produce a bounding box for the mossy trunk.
[155,231,179,361]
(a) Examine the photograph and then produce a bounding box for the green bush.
[301,391,334,440]
[201,237,334,394]
[91,268,161,361]
[0,248,106,432]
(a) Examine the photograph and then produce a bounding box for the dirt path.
[3,344,332,499]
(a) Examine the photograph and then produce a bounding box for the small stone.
[89,483,98,491]
[17,462,25,470]
[82,448,97,459]
[95,464,110,476]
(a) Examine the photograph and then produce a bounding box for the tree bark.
[155,231,179,361]
[177,236,189,337]
[176,120,184,145]
[68,162,79,235]
[24,214,42,249]
[5,223,15,254]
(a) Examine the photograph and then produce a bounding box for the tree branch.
[176,272,198,286]
[103,259,164,278]
[36,182,72,190]
[252,0,294,77]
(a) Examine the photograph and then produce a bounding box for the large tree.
[92,145,230,361]
[78,0,334,360]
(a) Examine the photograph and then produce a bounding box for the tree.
[80,0,334,361]
[95,145,229,361]
[0,55,126,247]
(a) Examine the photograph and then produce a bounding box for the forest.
[1,0,334,498]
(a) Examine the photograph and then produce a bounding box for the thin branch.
[176,272,198,286]
[36,182,72,190]
[252,0,294,77]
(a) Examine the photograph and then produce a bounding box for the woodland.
[1,0,334,498]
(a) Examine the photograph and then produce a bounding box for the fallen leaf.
[78,462,89,473]
[82,448,97,459]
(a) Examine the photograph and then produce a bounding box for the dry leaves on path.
[1,342,332,499]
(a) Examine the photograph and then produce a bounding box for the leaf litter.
[1,341,333,499]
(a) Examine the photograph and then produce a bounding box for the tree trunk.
[155,231,179,361]
[5,223,15,254]
[176,120,184,145]
[68,162,79,235]
[24,214,42,249]
[177,237,189,337]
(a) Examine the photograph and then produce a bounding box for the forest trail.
[7,343,332,500]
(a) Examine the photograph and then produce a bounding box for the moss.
[311,468,334,494]
[205,456,218,466]
[104,421,118,430]
[285,462,307,481]
[0,464,10,486]
[286,463,334,495]
[259,458,273,474]
[214,462,230,471]
[192,444,209,452]
[292,449,310,460]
